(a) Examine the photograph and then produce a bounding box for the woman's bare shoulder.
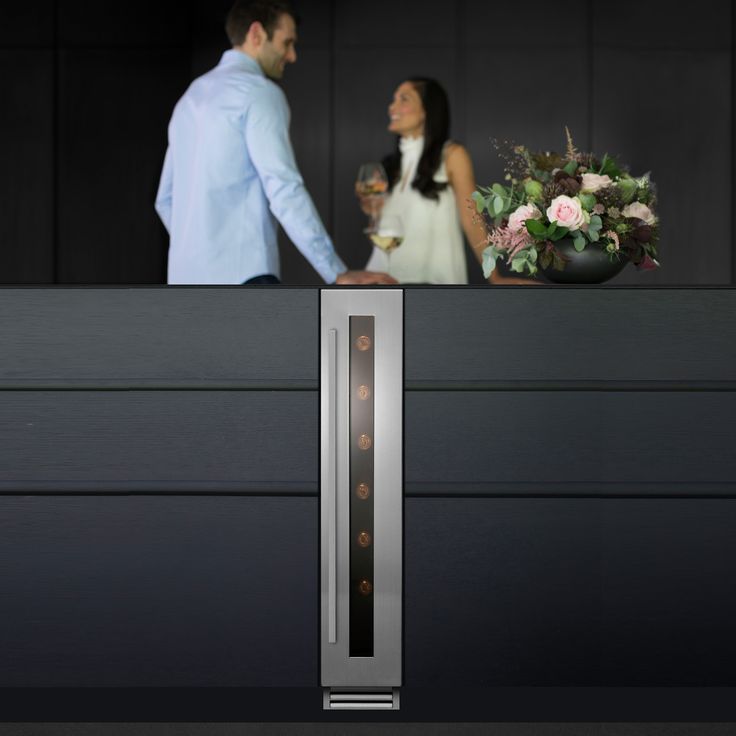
[444,142,473,173]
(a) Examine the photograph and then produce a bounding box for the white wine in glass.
[370,212,404,257]
[356,162,389,234]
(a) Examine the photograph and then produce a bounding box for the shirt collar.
[218,49,265,77]
[399,135,424,161]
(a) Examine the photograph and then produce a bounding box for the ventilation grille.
[323,688,400,710]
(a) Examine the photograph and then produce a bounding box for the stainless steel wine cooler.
[320,289,403,710]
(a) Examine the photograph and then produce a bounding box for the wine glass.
[370,212,404,269]
[355,162,389,234]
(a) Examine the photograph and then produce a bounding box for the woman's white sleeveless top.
[365,136,468,284]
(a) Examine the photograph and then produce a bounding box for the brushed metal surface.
[320,289,403,688]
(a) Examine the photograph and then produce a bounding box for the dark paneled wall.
[0,1,732,285]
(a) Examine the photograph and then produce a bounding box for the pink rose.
[507,203,542,232]
[580,173,612,193]
[622,202,656,225]
[546,195,587,231]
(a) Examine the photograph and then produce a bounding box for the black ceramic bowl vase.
[539,237,629,284]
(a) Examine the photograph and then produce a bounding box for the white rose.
[546,195,587,231]
[622,202,657,225]
[507,203,542,232]
[580,173,613,193]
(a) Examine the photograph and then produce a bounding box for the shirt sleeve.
[155,145,174,234]
[244,84,347,284]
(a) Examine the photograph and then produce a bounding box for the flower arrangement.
[473,129,660,278]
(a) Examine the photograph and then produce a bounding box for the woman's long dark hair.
[382,77,450,202]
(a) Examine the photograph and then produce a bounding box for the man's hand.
[335,270,398,285]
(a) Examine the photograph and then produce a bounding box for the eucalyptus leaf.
[588,228,600,242]
[482,248,498,278]
[511,257,526,273]
[492,184,507,198]
[573,233,586,252]
[563,160,578,176]
[472,191,485,213]
[589,215,602,230]
[492,196,505,217]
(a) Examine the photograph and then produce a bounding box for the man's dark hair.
[226,0,299,45]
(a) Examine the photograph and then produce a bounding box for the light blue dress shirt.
[155,50,347,284]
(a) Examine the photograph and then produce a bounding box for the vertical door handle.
[327,328,338,644]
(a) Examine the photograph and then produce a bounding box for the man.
[155,0,395,286]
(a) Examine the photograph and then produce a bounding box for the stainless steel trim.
[323,688,400,711]
[327,327,337,644]
[321,289,403,693]
[330,703,394,710]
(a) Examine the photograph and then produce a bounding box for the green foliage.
[471,191,485,213]
[482,244,504,278]
[617,177,637,204]
[478,130,660,277]
[526,219,570,243]
[599,153,623,179]
[586,214,603,243]
[525,219,548,239]
[524,179,544,201]
[578,193,596,211]
[548,223,570,241]
[510,247,538,276]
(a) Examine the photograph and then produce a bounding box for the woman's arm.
[445,144,540,285]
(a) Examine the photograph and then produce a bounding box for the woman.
[362,77,534,285]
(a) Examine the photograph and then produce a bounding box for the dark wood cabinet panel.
[405,391,736,491]
[406,497,736,685]
[404,289,736,386]
[0,496,317,686]
[0,289,318,387]
[0,391,317,492]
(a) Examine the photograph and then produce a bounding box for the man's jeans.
[243,274,281,284]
